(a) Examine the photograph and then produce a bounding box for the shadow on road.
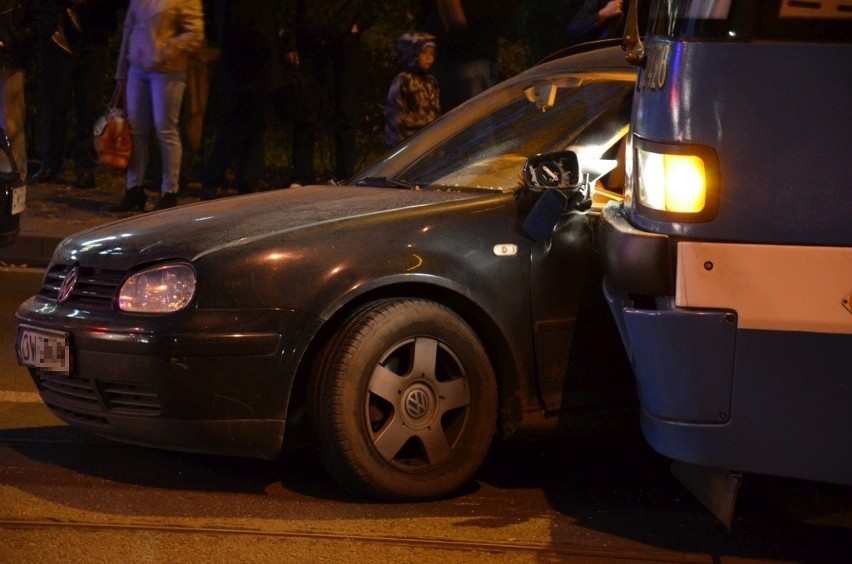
[3,423,851,562]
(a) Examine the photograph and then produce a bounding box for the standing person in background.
[112,0,203,212]
[200,0,283,200]
[280,0,377,186]
[179,0,217,192]
[29,0,128,189]
[0,0,57,182]
[384,32,440,148]
[422,0,515,112]
[516,0,571,65]
[564,0,624,46]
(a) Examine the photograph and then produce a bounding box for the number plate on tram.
[16,326,71,375]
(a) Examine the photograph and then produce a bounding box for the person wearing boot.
[200,0,283,200]
[112,0,203,212]
[28,0,127,189]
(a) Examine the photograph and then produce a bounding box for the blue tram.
[599,0,852,524]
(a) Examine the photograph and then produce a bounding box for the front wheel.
[311,298,497,501]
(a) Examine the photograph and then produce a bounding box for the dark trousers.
[203,87,274,194]
[36,40,110,172]
[292,33,365,184]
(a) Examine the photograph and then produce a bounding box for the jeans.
[0,69,27,181]
[126,66,187,194]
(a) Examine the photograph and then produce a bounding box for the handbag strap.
[110,81,127,110]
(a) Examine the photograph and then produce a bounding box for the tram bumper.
[598,203,737,426]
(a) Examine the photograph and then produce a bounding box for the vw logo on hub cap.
[57,265,80,304]
[404,388,431,419]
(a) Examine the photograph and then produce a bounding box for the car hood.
[54,185,484,268]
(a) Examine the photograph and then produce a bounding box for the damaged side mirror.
[522,151,591,242]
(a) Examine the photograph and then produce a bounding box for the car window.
[356,74,634,193]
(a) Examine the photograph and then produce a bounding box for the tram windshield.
[646,0,852,41]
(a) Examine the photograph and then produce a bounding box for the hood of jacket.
[397,32,436,72]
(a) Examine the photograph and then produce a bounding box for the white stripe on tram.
[676,241,852,334]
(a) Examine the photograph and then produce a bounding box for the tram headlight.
[633,138,719,221]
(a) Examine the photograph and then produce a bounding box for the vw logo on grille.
[405,388,430,419]
[57,265,80,304]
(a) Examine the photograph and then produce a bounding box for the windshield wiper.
[354,176,418,190]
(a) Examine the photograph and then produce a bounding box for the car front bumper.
[16,299,323,459]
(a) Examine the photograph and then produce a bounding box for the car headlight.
[118,263,196,313]
[634,138,719,221]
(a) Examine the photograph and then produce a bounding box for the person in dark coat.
[280,0,377,185]
[179,0,217,191]
[564,0,624,46]
[29,0,128,189]
[201,0,284,199]
[0,0,58,182]
[421,0,515,112]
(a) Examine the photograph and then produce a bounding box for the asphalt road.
[2,266,851,563]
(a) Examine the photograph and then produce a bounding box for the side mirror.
[523,189,568,242]
[0,127,23,248]
[523,151,580,190]
[0,128,20,181]
[521,151,592,242]
[622,0,646,67]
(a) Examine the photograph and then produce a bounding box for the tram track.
[0,438,717,562]
[0,518,712,562]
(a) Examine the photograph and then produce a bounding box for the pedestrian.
[422,0,514,112]
[179,0,217,192]
[564,0,624,46]
[384,32,440,148]
[28,0,128,189]
[0,0,58,183]
[112,0,204,212]
[280,0,377,186]
[200,0,283,199]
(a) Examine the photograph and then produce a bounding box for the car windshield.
[353,68,635,193]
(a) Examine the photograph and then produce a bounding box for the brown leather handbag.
[93,83,131,171]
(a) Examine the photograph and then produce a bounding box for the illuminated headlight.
[118,263,196,313]
[633,138,719,221]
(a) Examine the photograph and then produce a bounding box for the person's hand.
[286,51,299,66]
[598,0,624,22]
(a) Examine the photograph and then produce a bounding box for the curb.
[0,233,61,268]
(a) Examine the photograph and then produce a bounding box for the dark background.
[24,0,582,184]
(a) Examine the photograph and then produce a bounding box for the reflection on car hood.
[54,185,482,267]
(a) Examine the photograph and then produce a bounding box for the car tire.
[311,298,497,501]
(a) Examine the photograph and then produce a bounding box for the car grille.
[40,263,126,311]
[38,373,162,422]
[40,373,100,407]
[101,382,162,414]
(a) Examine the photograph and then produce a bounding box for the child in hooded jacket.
[384,32,440,148]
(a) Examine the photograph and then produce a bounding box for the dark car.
[0,129,25,247]
[15,45,636,501]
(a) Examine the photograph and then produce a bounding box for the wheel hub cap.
[404,387,430,419]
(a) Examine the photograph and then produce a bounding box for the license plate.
[11,184,26,214]
[16,326,71,375]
